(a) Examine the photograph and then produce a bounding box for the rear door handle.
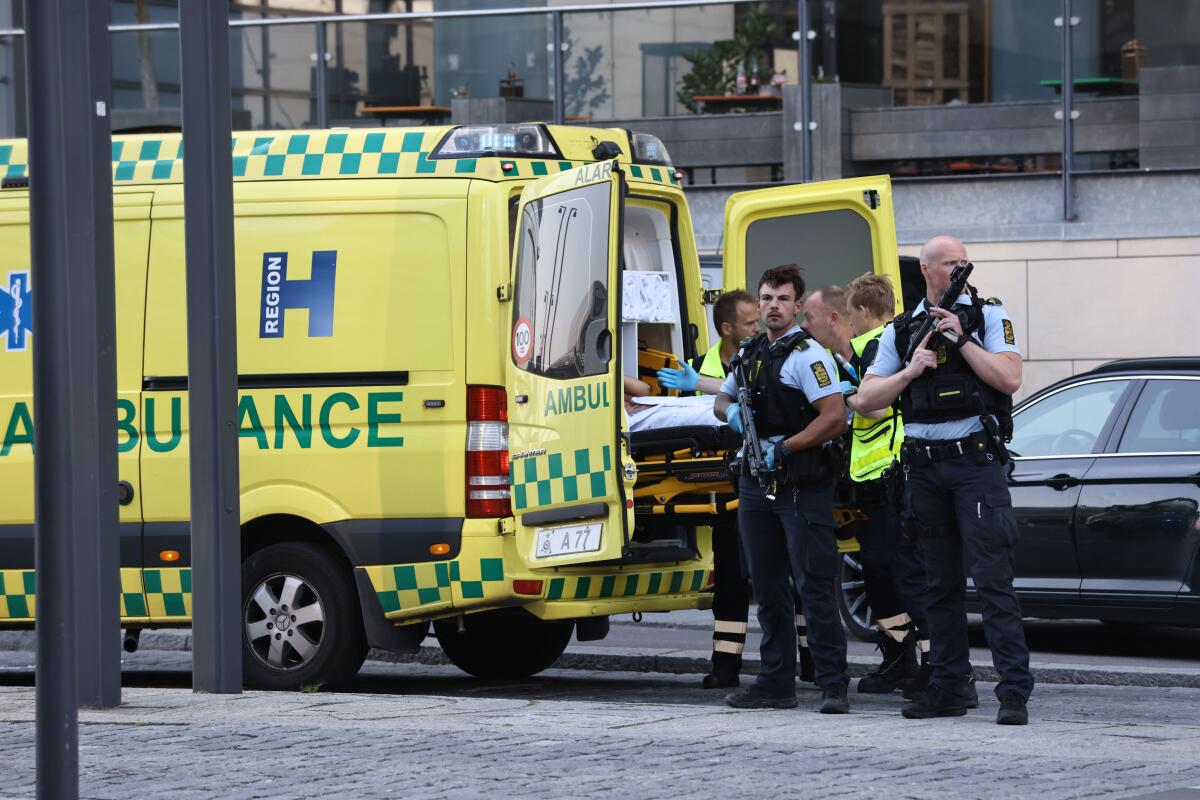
[1047,473,1081,491]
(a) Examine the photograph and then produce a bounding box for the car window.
[1117,379,1200,454]
[1008,379,1131,458]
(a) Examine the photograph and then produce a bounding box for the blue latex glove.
[839,380,857,396]
[657,361,699,392]
[725,402,744,434]
[766,444,777,470]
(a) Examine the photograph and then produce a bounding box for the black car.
[838,357,1200,639]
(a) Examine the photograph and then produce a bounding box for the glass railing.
[0,0,1195,191]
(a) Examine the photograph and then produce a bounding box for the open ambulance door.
[505,160,634,568]
[722,176,902,314]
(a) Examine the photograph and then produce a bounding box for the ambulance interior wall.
[621,203,683,379]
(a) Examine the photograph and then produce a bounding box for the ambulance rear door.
[505,160,633,567]
[722,176,901,313]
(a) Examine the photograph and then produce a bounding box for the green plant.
[676,3,780,113]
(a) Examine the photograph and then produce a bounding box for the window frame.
[1104,375,1200,458]
[1008,376,1139,461]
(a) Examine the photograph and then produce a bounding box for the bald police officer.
[857,236,1032,725]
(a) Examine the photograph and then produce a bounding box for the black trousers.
[905,448,1034,701]
[738,476,847,694]
[710,515,750,667]
[854,500,929,638]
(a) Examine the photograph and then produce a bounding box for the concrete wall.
[895,236,1200,402]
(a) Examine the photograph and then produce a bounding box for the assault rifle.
[730,338,775,500]
[903,262,974,362]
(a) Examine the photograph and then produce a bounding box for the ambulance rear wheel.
[241,542,367,691]
[433,618,573,678]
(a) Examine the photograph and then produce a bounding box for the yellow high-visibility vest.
[849,325,904,482]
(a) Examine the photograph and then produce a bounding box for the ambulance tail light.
[466,386,511,518]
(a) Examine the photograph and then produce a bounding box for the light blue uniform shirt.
[866,295,1020,441]
[720,325,841,454]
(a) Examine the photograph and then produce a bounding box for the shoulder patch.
[1002,318,1016,346]
[810,361,832,388]
[986,297,1003,306]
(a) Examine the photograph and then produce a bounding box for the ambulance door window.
[745,209,873,294]
[513,181,612,380]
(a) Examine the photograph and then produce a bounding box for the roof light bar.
[628,131,672,167]
[433,124,561,160]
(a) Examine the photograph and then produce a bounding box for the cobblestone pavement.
[2,655,1200,800]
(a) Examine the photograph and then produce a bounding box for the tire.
[241,542,367,691]
[433,618,574,678]
[836,551,877,642]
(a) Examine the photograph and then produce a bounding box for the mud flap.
[353,569,429,654]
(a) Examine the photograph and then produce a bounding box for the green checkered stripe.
[0,132,679,186]
[0,144,26,180]
[143,567,192,618]
[495,160,677,185]
[0,568,149,620]
[510,445,612,512]
[627,164,681,185]
[546,567,708,601]
[365,557,506,614]
[120,568,148,618]
[497,159,581,178]
[0,569,35,619]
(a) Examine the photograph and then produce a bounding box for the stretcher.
[629,425,864,533]
[628,348,863,539]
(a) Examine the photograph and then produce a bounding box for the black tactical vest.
[745,330,818,438]
[892,292,1014,437]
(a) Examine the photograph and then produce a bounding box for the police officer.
[713,265,850,713]
[857,236,1032,725]
[657,291,815,688]
[804,280,927,694]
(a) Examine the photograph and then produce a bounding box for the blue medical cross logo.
[259,251,337,338]
[0,271,32,352]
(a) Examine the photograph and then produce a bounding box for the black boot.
[902,651,931,700]
[857,631,918,694]
[702,651,741,689]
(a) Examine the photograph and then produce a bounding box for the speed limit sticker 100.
[512,316,533,367]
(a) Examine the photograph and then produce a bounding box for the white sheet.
[628,395,724,431]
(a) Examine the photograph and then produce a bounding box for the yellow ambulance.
[0,123,899,689]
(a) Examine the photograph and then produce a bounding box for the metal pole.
[179,0,242,695]
[314,21,328,129]
[552,11,565,125]
[27,0,121,791]
[797,0,813,182]
[1060,0,1076,221]
[260,0,272,129]
[72,0,121,712]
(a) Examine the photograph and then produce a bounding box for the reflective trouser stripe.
[713,617,747,656]
[918,639,931,653]
[795,613,809,649]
